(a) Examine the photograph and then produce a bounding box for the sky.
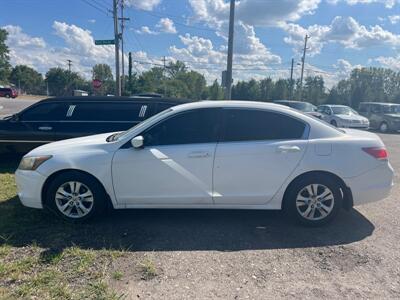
[1,0,400,87]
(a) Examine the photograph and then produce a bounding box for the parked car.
[274,100,322,119]
[358,102,400,133]
[15,101,394,226]
[0,87,18,98]
[317,104,369,128]
[0,96,190,154]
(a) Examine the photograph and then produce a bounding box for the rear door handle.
[188,151,210,158]
[277,145,301,153]
[38,126,53,131]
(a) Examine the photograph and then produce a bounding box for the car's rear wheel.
[379,122,389,133]
[330,120,337,127]
[285,174,343,226]
[45,171,107,221]
[5,94,10,98]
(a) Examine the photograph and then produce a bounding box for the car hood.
[336,114,367,121]
[27,132,117,156]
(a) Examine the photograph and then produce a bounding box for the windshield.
[331,106,358,115]
[382,105,400,114]
[285,102,316,112]
[112,108,173,142]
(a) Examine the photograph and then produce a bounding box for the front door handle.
[277,145,301,153]
[188,151,210,158]
[38,126,53,131]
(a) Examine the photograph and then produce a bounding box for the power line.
[81,0,110,16]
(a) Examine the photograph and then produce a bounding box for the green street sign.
[95,39,115,45]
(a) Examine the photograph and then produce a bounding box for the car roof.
[360,102,400,106]
[39,96,192,103]
[171,100,301,113]
[324,104,349,108]
[274,100,308,103]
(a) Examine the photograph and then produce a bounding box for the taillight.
[362,147,388,160]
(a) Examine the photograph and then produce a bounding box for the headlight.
[18,155,52,171]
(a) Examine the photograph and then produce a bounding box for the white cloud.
[169,32,282,84]
[156,18,177,34]
[283,16,400,56]
[2,25,46,49]
[389,15,400,24]
[189,0,321,27]
[375,55,400,70]
[327,0,399,9]
[125,0,161,11]
[134,26,159,35]
[3,22,156,78]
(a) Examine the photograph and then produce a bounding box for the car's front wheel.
[285,174,343,226]
[379,122,389,133]
[45,171,107,221]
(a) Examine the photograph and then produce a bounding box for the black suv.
[0,96,191,154]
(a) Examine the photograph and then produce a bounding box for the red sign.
[92,79,102,89]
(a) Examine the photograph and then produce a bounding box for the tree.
[207,80,224,100]
[92,64,114,95]
[0,29,11,84]
[9,65,44,94]
[45,68,87,96]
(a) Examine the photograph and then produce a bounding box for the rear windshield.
[281,102,316,112]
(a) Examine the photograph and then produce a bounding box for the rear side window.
[68,102,151,121]
[156,102,176,113]
[20,103,68,121]
[358,104,368,113]
[222,109,306,142]
[143,108,220,146]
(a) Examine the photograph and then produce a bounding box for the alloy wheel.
[295,184,335,221]
[55,181,94,218]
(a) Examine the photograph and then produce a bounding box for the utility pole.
[119,0,129,94]
[224,0,235,100]
[162,56,167,97]
[128,52,132,83]
[290,58,294,100]
[67,59,72,72]
[113,0,121,96]
[299,34,309,101]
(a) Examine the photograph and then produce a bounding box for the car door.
[3,102,68,152]
[369,104,382,129]
[112,108,220,205]
[56,101,153,140]
[213,108,309,205]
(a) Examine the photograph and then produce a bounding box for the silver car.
[317,105,369,129]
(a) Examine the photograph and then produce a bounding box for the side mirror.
[131,135,144,149]
[10,114,19,122]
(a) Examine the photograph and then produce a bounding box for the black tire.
[284,174,343,226]
[379,122,389,133]
[45,171,107,222]
[5,94,10,98]
[330,120,337,127]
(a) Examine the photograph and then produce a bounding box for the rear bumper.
[344,163,394,206]
[15,170,46,209]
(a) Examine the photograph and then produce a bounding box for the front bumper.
[15,169,47,209]
[344,163,394,206]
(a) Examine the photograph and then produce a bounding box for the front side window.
[20,103,68,121]
[142,108,220,146]
[222,109,307,142]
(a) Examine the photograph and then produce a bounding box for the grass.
[139,258,158,281]
[0,156,125,299]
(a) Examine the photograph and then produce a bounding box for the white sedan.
[317,104,369,128]
[15,101,394,226]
